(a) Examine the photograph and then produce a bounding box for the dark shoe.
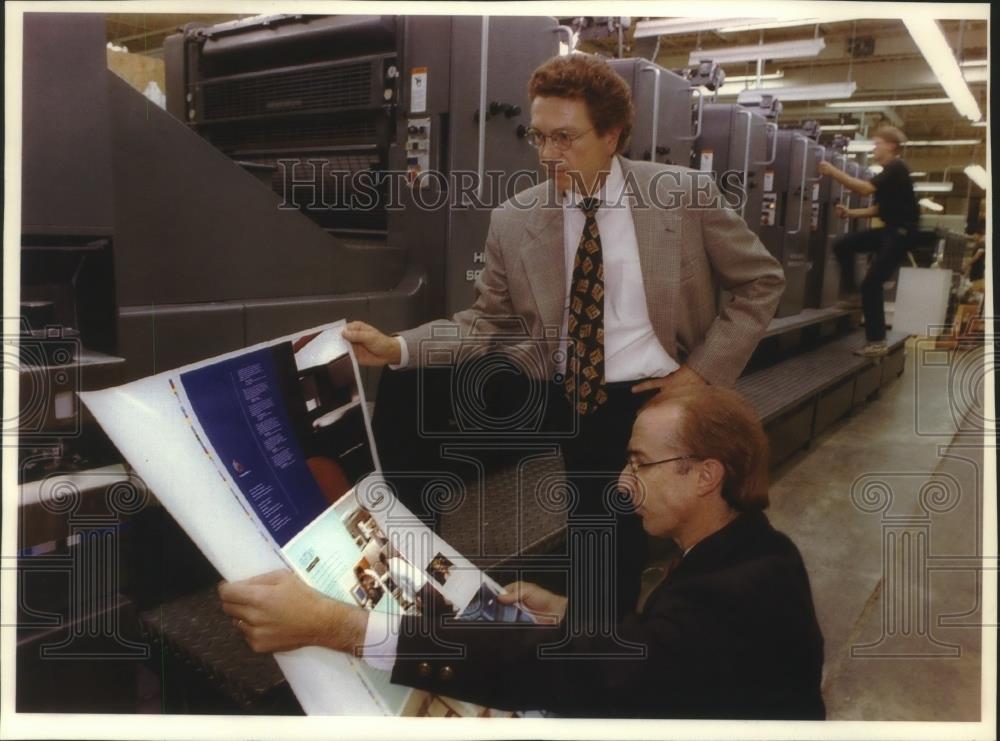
[853,341,888,358]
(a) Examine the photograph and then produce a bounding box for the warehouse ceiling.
[570,16,989,187]
[637,19,985,133]
[105,12,988,196]
[106,13,247,54]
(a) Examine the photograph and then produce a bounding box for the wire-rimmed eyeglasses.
[626,455,702,476]
[524,127,594,151]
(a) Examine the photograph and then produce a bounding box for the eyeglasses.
[626,455,702,476]
[524,127,594,151]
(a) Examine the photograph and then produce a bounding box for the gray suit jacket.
[399,156,785,387]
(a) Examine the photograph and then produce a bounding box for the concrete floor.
[765,337,987,721]
[428,332,990,722]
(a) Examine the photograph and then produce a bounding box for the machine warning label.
[763,171,775,192]
[699,149,714,172]
[411,67,428,113]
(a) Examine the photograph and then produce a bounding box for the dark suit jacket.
[391,511,825,719]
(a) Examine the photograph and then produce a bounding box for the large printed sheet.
[80,321,530,716]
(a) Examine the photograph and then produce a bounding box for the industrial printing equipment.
[694,97,779,239]
[754,120,823,317]
[607,58,700,168]
[806,135,849,309]
[16,11,561,714]
[165,14,561,318]
[19,11,564,481]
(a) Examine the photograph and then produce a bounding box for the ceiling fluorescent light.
[919,198,944,212]
[874,107,904,127]
[846,140,875,153]
[962,67,987,84]
[903,17,982,121]
[912,182,954,193]
[723,71,784,84]
[718,18,821,33]
[735,81,856,103]
[964,165,988,189]
[827,97,950,109]
[909,172,927,177]
[689,38,825,66]
[905,139,982,146]
[960,59,988,68]
[818,124,859,132]
[634,18,766,38]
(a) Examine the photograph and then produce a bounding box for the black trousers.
[541,381,654,620]
[833,226,911,342]
[373,367,654,620]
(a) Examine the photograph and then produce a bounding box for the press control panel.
[761,192,777,227]
[405,117,431,187]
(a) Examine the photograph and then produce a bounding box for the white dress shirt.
[559,156,679,382]
[363,608,400,672]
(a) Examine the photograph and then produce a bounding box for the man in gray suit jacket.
[343,54,784,617]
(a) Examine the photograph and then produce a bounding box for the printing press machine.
[805,136,849,309]
[607,57,700,168]
[164,13,563,318]
[15,11,564,713]
[694,97,778,238]
[755,122,823,317]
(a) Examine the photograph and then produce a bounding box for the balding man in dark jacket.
[221,386,825,719]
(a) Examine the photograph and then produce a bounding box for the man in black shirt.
[819,126,919,357]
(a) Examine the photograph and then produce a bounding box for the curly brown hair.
[528,54,635,154]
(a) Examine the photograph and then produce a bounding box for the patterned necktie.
[564,197,607,416]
